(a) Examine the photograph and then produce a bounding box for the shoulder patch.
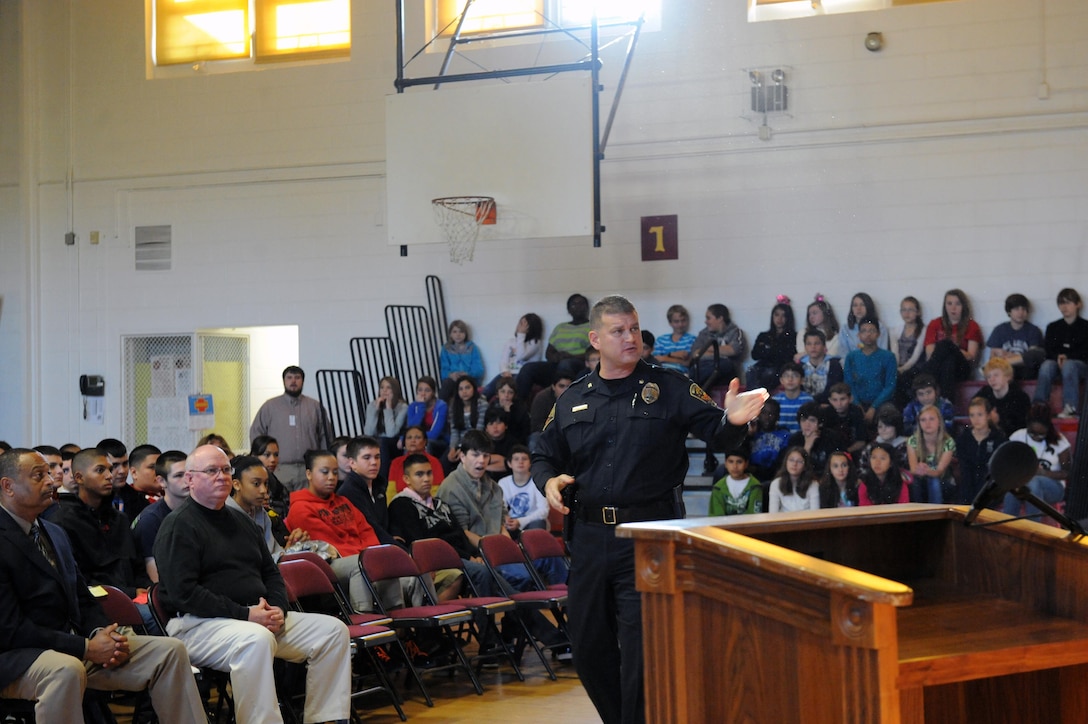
[542,403,557,431]
[689,382,714,405]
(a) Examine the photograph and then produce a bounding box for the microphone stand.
[1007,486,1086,537]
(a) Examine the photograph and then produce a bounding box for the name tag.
[572,404,588,412]
[289,415,297,426]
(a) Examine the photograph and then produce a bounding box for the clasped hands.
[248,597,285,634]
[87,623,130,669]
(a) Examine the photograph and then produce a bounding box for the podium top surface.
[617,504,1088,608]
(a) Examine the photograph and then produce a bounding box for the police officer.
[532,295,767,724]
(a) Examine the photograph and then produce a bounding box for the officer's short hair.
[590,295,636,329]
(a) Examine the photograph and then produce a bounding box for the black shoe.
[552,645,573,662]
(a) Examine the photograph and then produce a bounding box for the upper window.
[749,0,958,23]
[153,0,350,67]
[435,0,654,37]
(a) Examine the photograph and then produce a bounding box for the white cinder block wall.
[2,0,1086,445]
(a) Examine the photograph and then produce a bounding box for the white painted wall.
[3,0,1087,447]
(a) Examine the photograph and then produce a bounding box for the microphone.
[964,441,1086,536]
[963,441,1039,527]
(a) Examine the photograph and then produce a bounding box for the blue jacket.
[406,399,449,443]
[440,342,484,382]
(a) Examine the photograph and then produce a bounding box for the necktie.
[30,522,58,569]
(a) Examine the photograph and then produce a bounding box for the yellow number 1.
[649,225,664,252]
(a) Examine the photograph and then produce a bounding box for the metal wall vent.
[135,225,172,271]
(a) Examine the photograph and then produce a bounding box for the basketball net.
[432,196,495,264]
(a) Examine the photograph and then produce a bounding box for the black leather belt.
[575,500,677,525]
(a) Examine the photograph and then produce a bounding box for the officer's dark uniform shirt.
[532,359,747,510]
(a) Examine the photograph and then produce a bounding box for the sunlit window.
[435,0,654,37]
[153,0,350,67]
[749,0,959,23]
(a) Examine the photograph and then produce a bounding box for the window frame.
[150,0,350,71]
[433,0,655,39]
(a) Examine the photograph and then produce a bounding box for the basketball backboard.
[385,75,595,249]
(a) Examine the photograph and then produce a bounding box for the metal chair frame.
[409,538,524,680]
[359,545,481,707]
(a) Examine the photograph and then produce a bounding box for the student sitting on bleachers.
[1002,403,1071,521]
[974,357,1031,437]
[902,374,956,435]
[955,397,1006,506]
[907,405,956,504]
[1034,287,1088,419]
[746,399,791,482]
[747,299,797,391]
[986,293,1045,380]
[799,328,843,404]
[921,288,983,401]
[772,362,814,434]
[858,404,909,474]
[653,304,696,375]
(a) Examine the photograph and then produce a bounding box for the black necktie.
[30,522,58,569]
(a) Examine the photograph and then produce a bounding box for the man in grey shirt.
[249,366,329,491]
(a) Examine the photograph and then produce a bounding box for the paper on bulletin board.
[151,355,177,397]
[148,397,191,451]
[188,394,215,431]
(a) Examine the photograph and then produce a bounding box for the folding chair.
[278,559,407,722]
[359,545,482,706]
[96,586,158,722]
[147,584,234,724]
[279,551,392,627]
[98,585,149,631]
[2,587,154,723]
[478,534,571,681]
[409,538,524,680]
[517,529,570,592]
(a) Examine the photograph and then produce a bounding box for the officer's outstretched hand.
[545,475,576,514]
[723,378,769,427]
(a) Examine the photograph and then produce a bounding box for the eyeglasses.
[192,466,234,478]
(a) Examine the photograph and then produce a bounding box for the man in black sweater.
[155,444,351,724]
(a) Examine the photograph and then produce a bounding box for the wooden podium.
[617,505,1088,723]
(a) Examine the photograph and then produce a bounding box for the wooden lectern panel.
[619,505,1088,723]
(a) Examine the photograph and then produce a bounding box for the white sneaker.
[1057,404,1078,419]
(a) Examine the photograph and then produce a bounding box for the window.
[435,0,654,37]
[153,0,350,67]
[749,0,959,23]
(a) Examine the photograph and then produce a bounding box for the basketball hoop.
[432,196,495,264]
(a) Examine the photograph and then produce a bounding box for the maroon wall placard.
[641,215,678,261]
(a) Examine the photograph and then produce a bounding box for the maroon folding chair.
[279,558,405,721]
[98,585,148,631]
[410,538,524,680]
[279,550,390,627]
[147,583,233,724]
[360,545,481,706]
[518,529,570,592]
[478,534,571,681]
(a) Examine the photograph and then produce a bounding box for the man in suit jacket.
[0,449,205,724]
